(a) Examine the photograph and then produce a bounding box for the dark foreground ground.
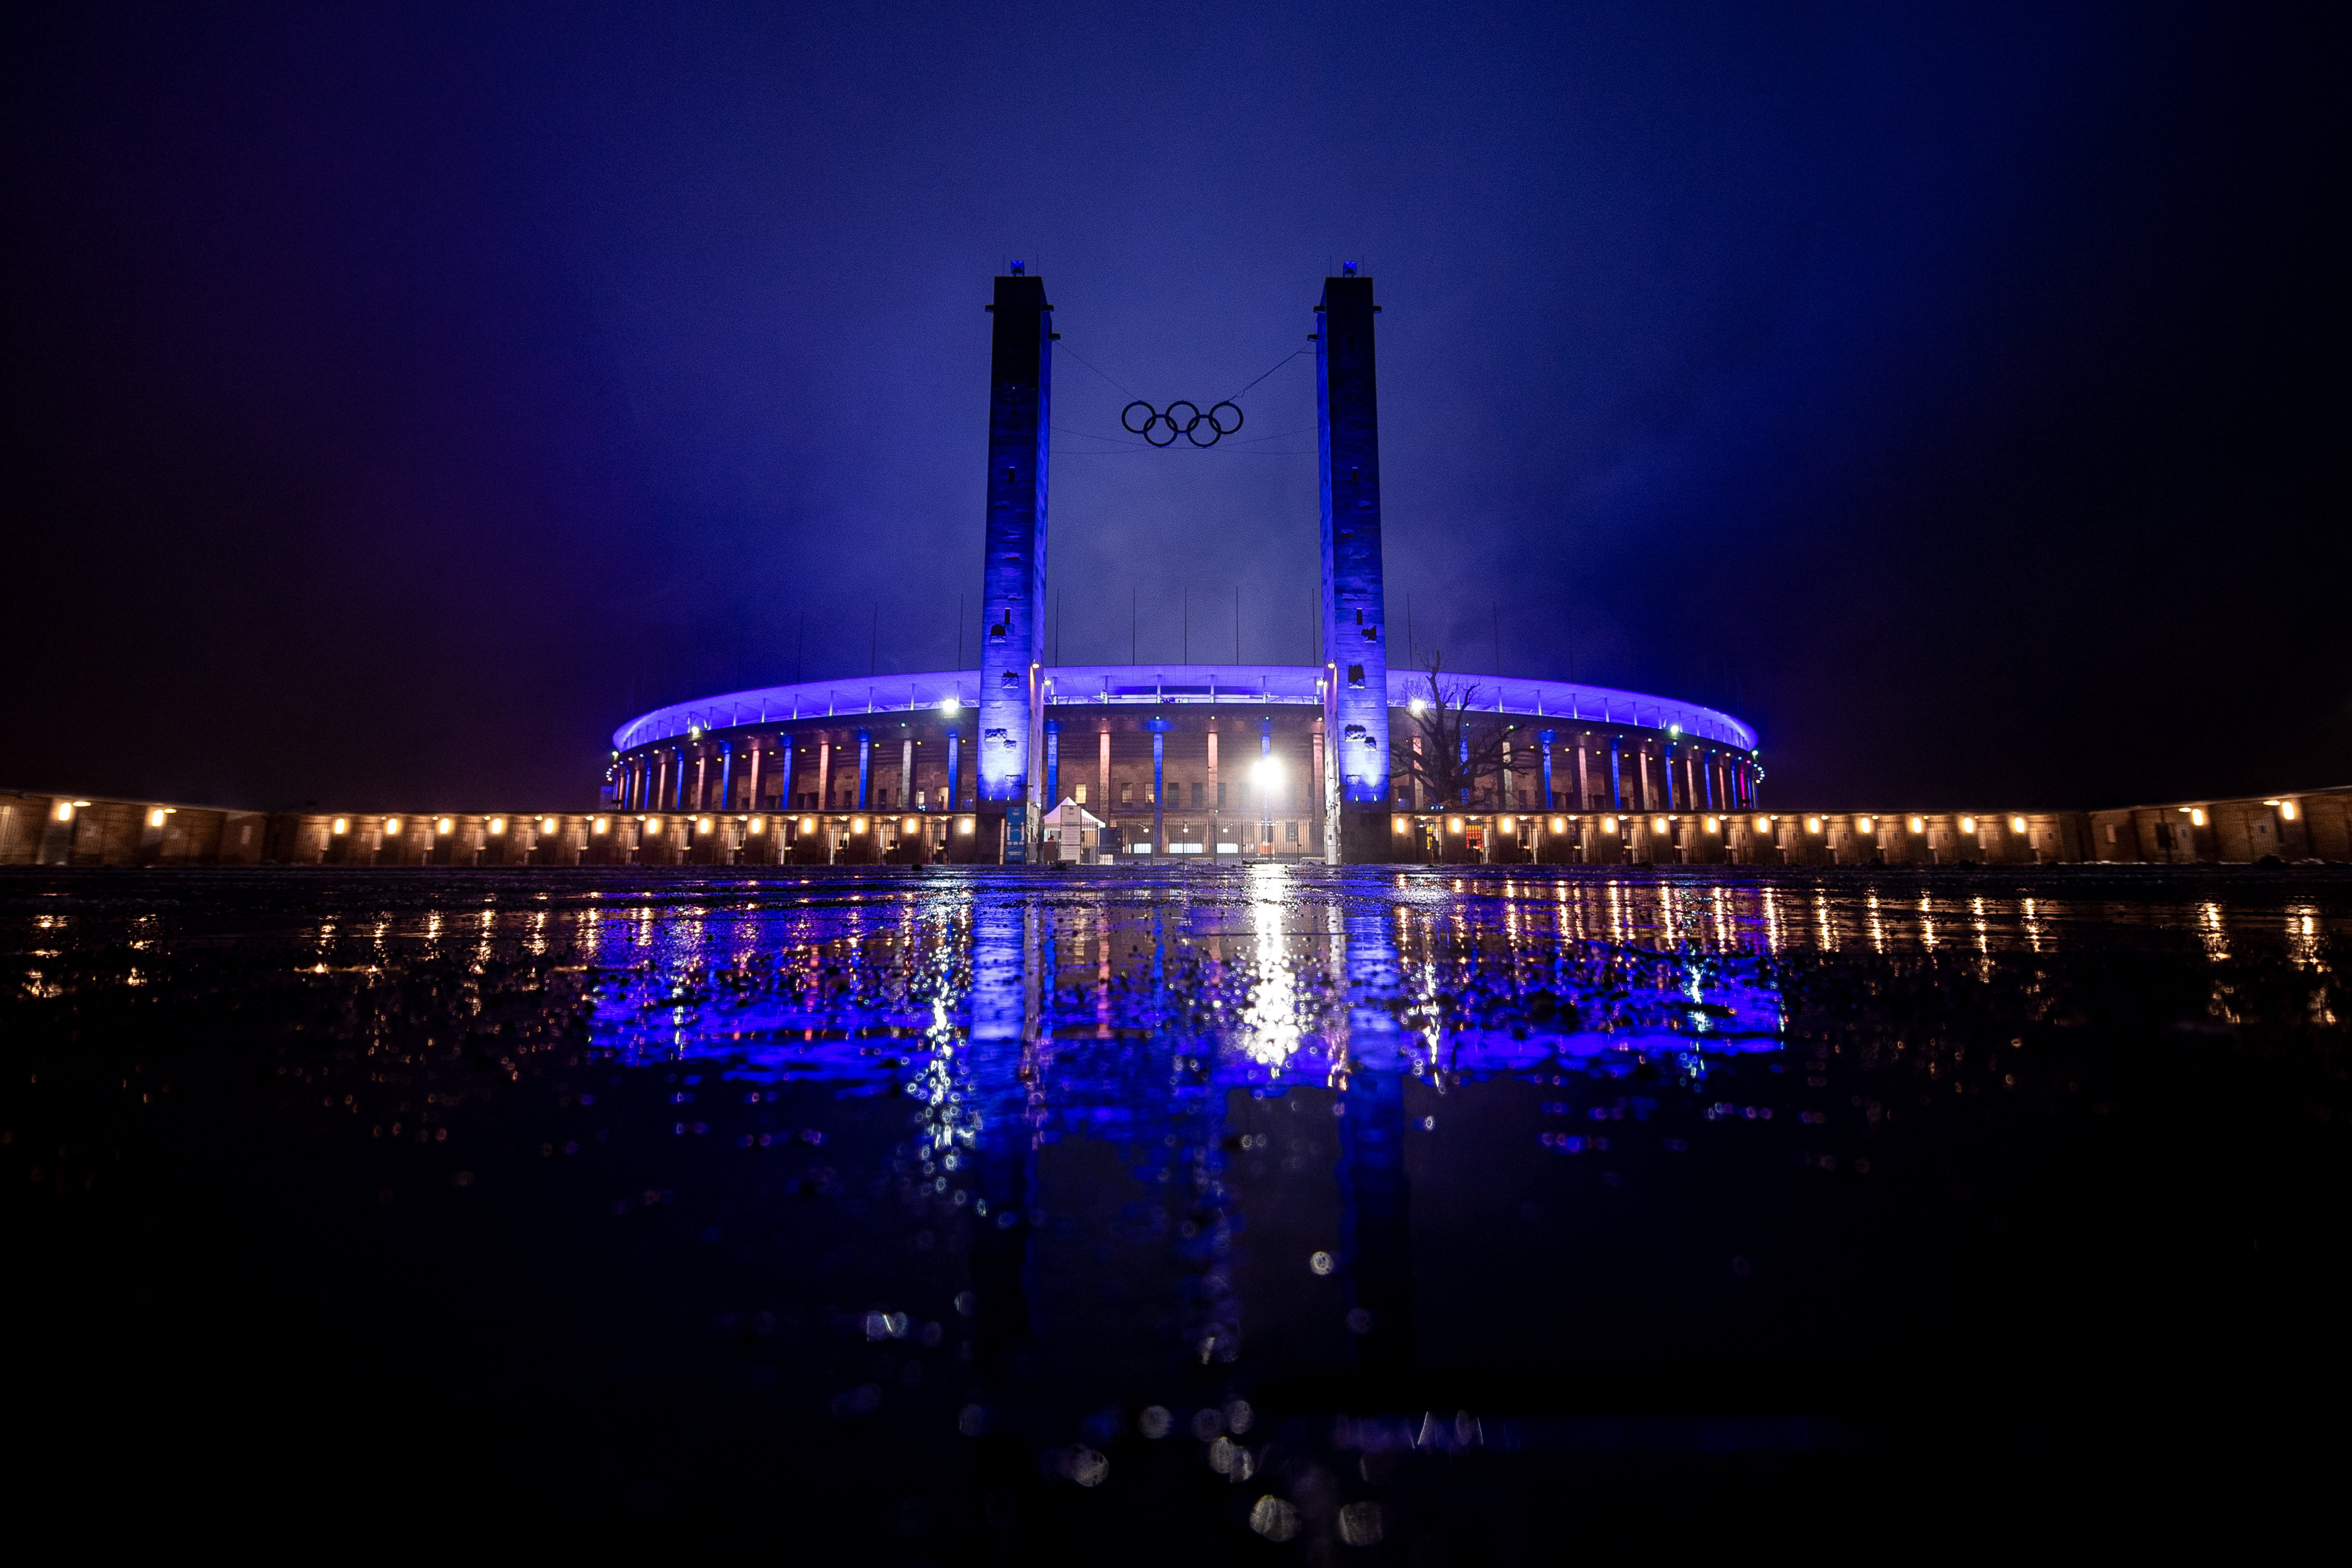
[6,865,2347,1556]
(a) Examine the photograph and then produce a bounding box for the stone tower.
[975,268,1053,861]
[1317,271,1396,861]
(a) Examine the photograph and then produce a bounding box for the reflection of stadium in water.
[585,867,1791,1389]
[586,869,1788,1087]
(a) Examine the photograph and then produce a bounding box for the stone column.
[817,739,832,811]
[901,736,915,812]
[1151,722,1167,853]
[1312,719,1328,860]
[1539,730,1556,810]
[1206,728,1219,836]
[857,730,872,810]
[1259,716,1274,851]
[1097,727,1110,812]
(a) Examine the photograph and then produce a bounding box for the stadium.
[603,269,1760,866]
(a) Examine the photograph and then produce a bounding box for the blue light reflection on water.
[582,867,1787,1110]
[575,866,1799,1453]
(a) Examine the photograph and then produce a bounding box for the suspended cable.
[1054,339,1138,398]
[1225,345,1309,402]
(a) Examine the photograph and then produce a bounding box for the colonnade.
[1394,729,1760,816]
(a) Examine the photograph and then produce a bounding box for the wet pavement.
[8,864,2349,1553]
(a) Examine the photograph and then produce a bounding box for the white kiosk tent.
[1042,797,1108,863]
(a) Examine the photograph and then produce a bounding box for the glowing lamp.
[2011,815,2028,833]
[488,817,506,835]
[1807,817,1822,834]
[958,816,975,835]
[385,818,402,835]
[904,817,918,832]
[331,817,348,835]
[2188,809,2206,828]
[747,816,763,835]
[851,817,867,834]
[436,817,454,835]
[1653,817,1669,834]
[2282,800,2298,821]
[1393,816,1409,834]
[1856,817,1873,834]
[53,801,73,822]
[1499,816,1515,833]
[1959,816,1976,833]
[1602,816,1618,833]
[1705,817,1719,833]
[1408,698,1425,714]
[801,817,817,833]
[697,816,713,833]
[940,695,961,713]
[644,817,661,835]
[148,808,168,829]
[592,817,608,835]
[1550,817,1565,833]
[1909,816,1924,833]
[1448,817,1463,834]
[1755,816,1770,833]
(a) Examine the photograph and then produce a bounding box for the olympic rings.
[1121,399,1245,447]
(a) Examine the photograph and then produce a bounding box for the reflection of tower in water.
[963,887,1041,1388]
[1337,905,1415,1390]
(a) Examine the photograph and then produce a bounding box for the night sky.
[4,3,2342,811]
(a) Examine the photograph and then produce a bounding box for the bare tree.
[1389,654,1530,809]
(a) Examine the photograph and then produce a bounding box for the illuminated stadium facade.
[605,269,1761,865]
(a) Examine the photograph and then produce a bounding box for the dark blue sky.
[4,2,2342,809]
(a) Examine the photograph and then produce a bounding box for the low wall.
[3,786,2346,869]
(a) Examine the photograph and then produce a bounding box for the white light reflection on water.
[1238,864,1303,1069]
[2201,902,2230,962]
[2286,905,2325,971]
